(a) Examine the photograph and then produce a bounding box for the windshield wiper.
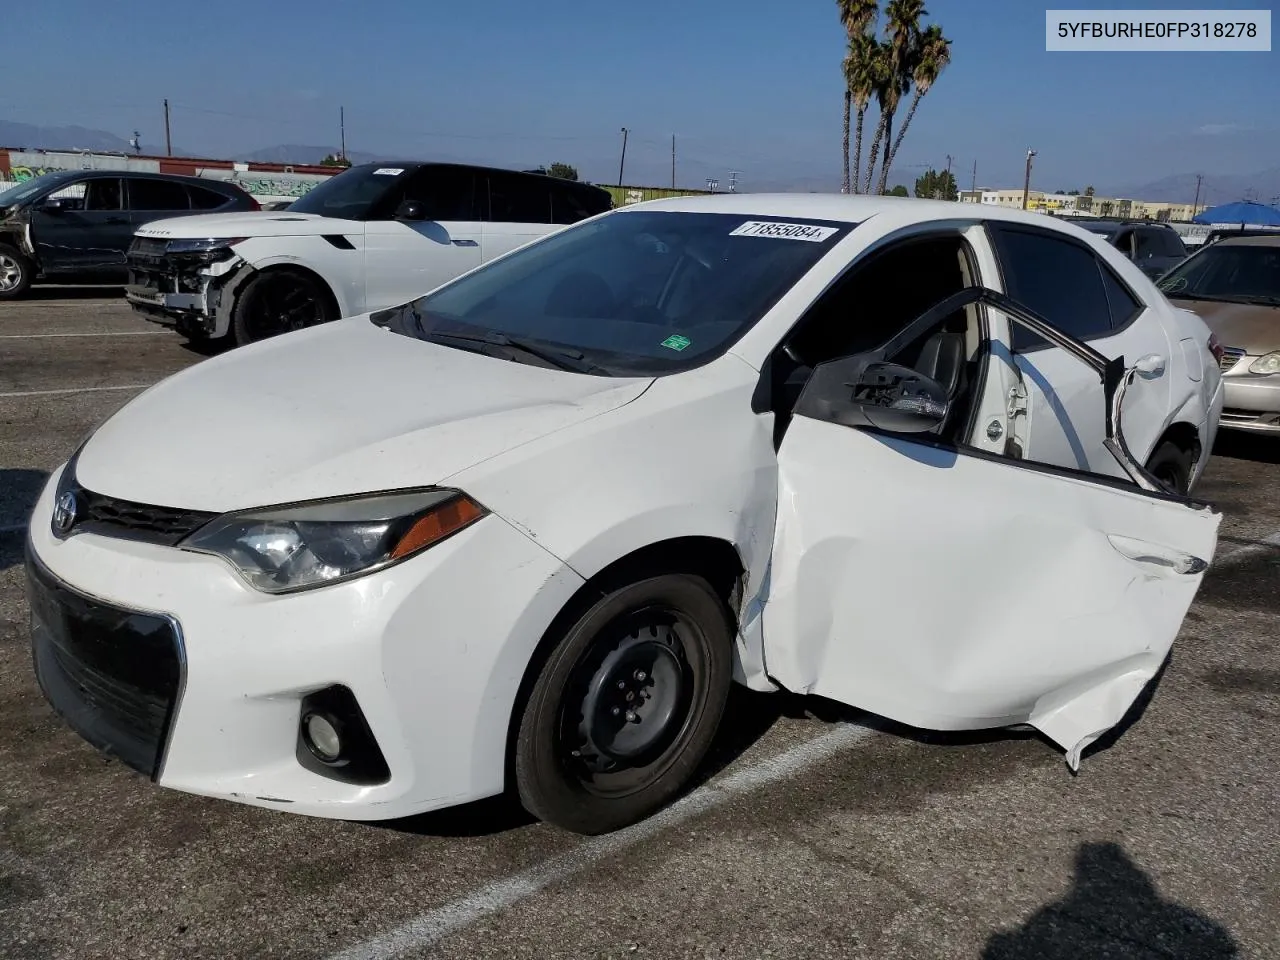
[422,328,608,374]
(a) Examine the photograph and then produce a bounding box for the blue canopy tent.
[1192,200,1280,226]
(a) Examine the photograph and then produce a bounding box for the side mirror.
[795,357,950,434]
[41,197,69,213]
[394,199,427,221]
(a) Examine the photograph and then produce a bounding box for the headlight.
[164,237,247,254]
[180,488,487,594]
[1249,352,1280,376]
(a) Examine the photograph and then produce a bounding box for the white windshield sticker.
[373,167,404,176]
[730,220,839,242]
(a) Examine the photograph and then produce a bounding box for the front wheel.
[232,269,335,345]
[514,573,734,835]
[1145,440,1193,497]
[0,245,34,300]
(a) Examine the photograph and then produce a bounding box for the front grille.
[1220,346,1247,372]
[26,551,183,779]
[77,487,216,545]
[54,457,217,546]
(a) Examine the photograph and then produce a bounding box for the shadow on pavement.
[0,468,48,571]
[982,842,1239,958]
[1212,430,1280,465]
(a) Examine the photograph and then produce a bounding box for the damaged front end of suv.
[125,236,256,341]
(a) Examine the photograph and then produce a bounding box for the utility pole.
[1021,148,1037,210]
[163,99,172,156]
[671,134,676,189]
[340,106,346,161]
[618,127,629,187]
[971,158,977,194]
[729,170,739,194]
[944,154,953,200]
[1192,173,1203,216]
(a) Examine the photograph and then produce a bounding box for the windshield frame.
[1157,241,1280,305]
[386,208,858,377]
[0,171,79,208]
[285,163,415,219]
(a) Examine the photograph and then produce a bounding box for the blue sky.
[3,0,1277,196]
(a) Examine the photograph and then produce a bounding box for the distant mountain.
[0,119,173,155]
[1105,167,1280,207]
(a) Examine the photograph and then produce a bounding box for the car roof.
[1212,234,1280,248]
[348,160,610,193]
[615,192,1127,235]
[1081,218,1173,228]
[15,168,241,190]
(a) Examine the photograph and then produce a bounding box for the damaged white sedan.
[26,195,1222,835]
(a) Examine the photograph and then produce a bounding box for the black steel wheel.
[514,573,734,835]
[0,245,34,300]
[232,269,335,345]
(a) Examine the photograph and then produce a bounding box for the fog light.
[302,711,344,763]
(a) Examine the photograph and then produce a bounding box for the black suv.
[0,170,257,299]
[1080,219,1189,280]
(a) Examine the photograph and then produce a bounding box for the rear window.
[188,185,231,210]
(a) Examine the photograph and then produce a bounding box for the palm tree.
[875,0,926,196]
[836,0,879,193]
[884,24,951,176]
[846,30,879,193]
[860,41,893,194]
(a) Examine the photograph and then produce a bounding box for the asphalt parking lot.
[1,290,1278,960]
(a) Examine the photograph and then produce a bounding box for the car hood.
[1171,297,1280,353]
[134,211,360,239]
[75,317,652,513]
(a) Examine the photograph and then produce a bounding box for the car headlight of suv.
[180,488,487,594]
[1249,352,1280,376]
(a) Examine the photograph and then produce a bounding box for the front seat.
[910,331,968,437]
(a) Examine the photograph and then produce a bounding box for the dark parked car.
[1082,219,1188,280]
[0,170,258,299]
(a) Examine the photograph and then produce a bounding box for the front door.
[761,294,1220,769]
[30,177,130,273]
[362,165,484,312]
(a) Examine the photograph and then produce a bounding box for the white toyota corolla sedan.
[26,195,1223,835]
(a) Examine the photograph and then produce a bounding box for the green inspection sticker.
[660,334,692,352]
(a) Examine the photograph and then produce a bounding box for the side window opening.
[988,224,1113,352]
[397,166,481,222]
[187,185,231,210]
[770,234,983,447]
[488,172,552,224]
[127,178,190,212]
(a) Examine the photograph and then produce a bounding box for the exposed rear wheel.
[232,269,335,345]
[514,573,734,835]
[0,245,34,300]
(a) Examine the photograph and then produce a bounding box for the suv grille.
[1220,346,1247,372]
[129,237,169,258]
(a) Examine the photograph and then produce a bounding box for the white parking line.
[0,384,152,399]
[0,331,165,339]
[326,723,878,960]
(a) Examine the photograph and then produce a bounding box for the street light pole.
[1022,148,1037,210]
[618,127,629,187]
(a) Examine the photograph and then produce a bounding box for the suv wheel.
[0,245,34,300]
[232,269,335,345]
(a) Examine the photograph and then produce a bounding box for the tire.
[231,269,335,345]
[514,572,734,835]
[1145,440,1193,497]
[0,244,34,300]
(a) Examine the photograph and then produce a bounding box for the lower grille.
[26,550,183,779]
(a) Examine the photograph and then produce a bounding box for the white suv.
[123,162,613,347]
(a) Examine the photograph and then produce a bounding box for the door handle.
[105,216,128,224]
[1107,534,1207,575]
[451,239,478,248]
[1133,353,1166,379]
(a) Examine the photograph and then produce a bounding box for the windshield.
[396,210,854,375]
[1157,244,1280,305]
[286,164,409,218]
[0,172,72,207]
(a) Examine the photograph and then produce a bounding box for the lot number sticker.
[373,168,405,176]
[730,220,839,242]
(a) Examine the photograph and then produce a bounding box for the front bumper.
[1220,372,1280,434]
[125,248,246,339]
[25,467,585,820]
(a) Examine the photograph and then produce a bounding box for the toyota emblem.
[52,491,78,535]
